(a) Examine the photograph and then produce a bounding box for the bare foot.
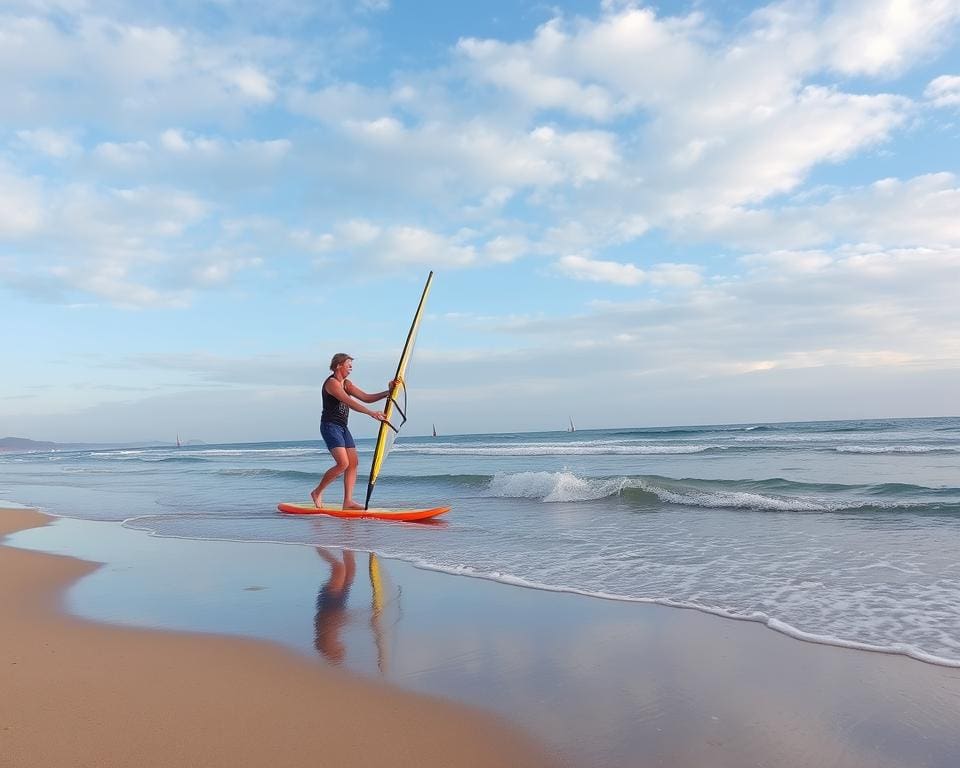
[310,489,323,509]
[343,500,365,510]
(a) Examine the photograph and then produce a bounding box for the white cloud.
[324,220,476,268]
[822,0,960,76]
[557,254,646,285]
[556,254,703,287]
[3,2,959,333]
[483,236,530,263]
[0,13,282,125]
[0,165,44,235]
[0,182,233,307]
[288,82,391,123]
[924,74,960,107]
[192,255,264,286]
[224,64,275,103]
[93,140,152,166]
[514,244,960,385]
[684,173,960,250]
[89,131,291,186]
[15,128,81,157]
[458,26,622,121]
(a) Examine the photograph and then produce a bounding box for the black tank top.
[321,375,350,427]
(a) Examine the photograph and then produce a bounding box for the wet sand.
[5,507,960,768]
[0,508,559,768]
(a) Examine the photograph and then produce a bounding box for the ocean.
[2,416,959,666]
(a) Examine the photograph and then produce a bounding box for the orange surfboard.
[277,502,450,522]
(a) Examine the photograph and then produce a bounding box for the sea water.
[2,416,958,666]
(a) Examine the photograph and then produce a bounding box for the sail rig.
[364,271,434,509]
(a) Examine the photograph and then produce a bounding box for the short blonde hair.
[329,353,353,371]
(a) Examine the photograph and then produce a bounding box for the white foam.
[0,499,32,509]
[836,445,954,454]
[394,444,715,456]
[486,471,627,502]
[647,485,829,512]
[400,559,960,668]
[480,471,907,512]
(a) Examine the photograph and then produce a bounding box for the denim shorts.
[320,422,356,450]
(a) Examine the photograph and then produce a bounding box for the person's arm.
[325,378,385,420]
[343,379,394,404]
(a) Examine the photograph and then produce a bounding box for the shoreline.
[95,507,960,670]
[0,507,559,768]
[5,506,960,767]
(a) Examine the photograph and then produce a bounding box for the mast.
[364,271,434,509]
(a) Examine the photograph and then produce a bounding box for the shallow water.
[2,416,959,665]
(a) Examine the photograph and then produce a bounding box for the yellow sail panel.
[365,271,434,509]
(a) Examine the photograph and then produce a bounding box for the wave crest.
[482,471,958,513]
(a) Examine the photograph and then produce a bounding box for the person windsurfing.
[311,354,392,509]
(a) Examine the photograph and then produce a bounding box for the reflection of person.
[311,353,392,509]
[314,547,356,664]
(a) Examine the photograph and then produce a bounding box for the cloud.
[821,0,960,76]
[0,13,278,126]
[0,182,249,307]
[318,113,622,192]
[0,164,44,235]
[3,1,959,328]
[458,27,623,121]
[15,128,81,158]
[556,254,703,287]
[317,220,477,268]
[925,74,960,107]
[681,173,960,250]
[470,242,960,389]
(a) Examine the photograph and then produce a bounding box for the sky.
[2,0,959,443]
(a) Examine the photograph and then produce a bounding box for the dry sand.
[0,507,560,768]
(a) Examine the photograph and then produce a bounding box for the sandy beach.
[4,505,960,768]
[0,507,559,768]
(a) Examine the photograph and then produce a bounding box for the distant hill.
[0,437,59,453]
[0,436,174,453]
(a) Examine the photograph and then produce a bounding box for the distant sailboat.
[568,417,576,432]
[176,433,182,448]
[432,423,437,437]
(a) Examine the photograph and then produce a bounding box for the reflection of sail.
[369,553,387,675]
[365,271,434,509]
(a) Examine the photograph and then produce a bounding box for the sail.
[364,271,434,509]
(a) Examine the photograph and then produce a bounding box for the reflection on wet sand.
[309,547,960,768]
[314,548,392,673]
[19,518,957,768]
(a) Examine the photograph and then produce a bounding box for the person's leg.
[311,447,349,508]
[342,448,363,509]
